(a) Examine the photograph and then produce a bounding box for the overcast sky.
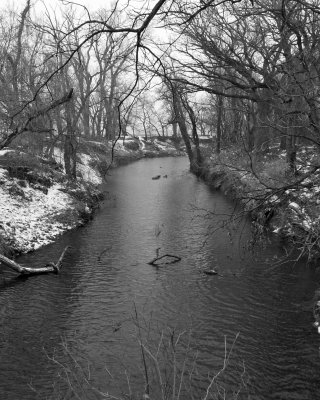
[0,0,154,14]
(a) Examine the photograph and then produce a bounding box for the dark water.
[0,157,320,399]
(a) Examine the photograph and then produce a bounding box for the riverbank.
[195,145,320,260]
[2,156,318,400]
[0,137,184,256]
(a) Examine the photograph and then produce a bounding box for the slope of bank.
[0,137,184,256]
[196,146,320,260]
[0,149,102,256]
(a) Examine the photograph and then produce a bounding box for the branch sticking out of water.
[148,254,181,266]
[0,246,70,275]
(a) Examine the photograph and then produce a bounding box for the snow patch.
[77,153,102,185]
[138,137,146,150]
[0,180,85,253]
[0,149,16,157]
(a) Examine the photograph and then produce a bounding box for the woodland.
[1,0,320,259]
[1,2,320,399]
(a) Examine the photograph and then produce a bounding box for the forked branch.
[148,254,181,266]
[0,246,70,275]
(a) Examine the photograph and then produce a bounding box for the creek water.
[0,157,320,399]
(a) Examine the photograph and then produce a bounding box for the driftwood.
[203,269,219,276]
[0,246,70,275]
[148,254,181,266]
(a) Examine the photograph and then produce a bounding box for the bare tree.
[162,0,320,162]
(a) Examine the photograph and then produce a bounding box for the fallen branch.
[148,254,181,266]
[0,246,70,275]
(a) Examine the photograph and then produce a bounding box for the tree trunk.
[216,95,223,154]
[247,101,256,152]
[255,90,272,153]
[230,95,242,144]
[172,122,178,137]
[182,98,203,166]
[82,104,91,137]
[64,100,77,179]
[172,90,194,166]
[286,115,297,173]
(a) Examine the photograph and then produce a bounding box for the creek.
[0,157,319,399]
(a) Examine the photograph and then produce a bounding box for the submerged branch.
[148,254,181,266]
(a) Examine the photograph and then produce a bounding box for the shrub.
[40,310,247,400]
[89,158,110,177]
[260,158,289,186]
[124,140,140,151]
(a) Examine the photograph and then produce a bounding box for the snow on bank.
[77,153,102,185]
[0,149,16,157]
[0,138,183,255]
[0,171,81,253]
[0,146,102,254]
[53,147,102,185]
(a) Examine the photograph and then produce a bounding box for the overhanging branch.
[0,89,73,150]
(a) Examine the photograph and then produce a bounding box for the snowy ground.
[0,175,79,252]
[0,149,99,254]
[54,147,102,185]
[77,153,102,185]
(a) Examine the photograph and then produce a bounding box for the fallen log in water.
[148,254,181,266]
[203,269,219,276]
[0,246,70,275]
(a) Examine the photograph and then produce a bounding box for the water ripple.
[0,157,319,399]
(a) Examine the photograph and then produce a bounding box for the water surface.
[0,157,319,399]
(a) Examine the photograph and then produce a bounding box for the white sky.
[1,0,155,14]
[2,0,117,11]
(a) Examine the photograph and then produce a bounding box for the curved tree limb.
[148,254,181,266]
[0,246,70,276]
[0,89,74,150]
